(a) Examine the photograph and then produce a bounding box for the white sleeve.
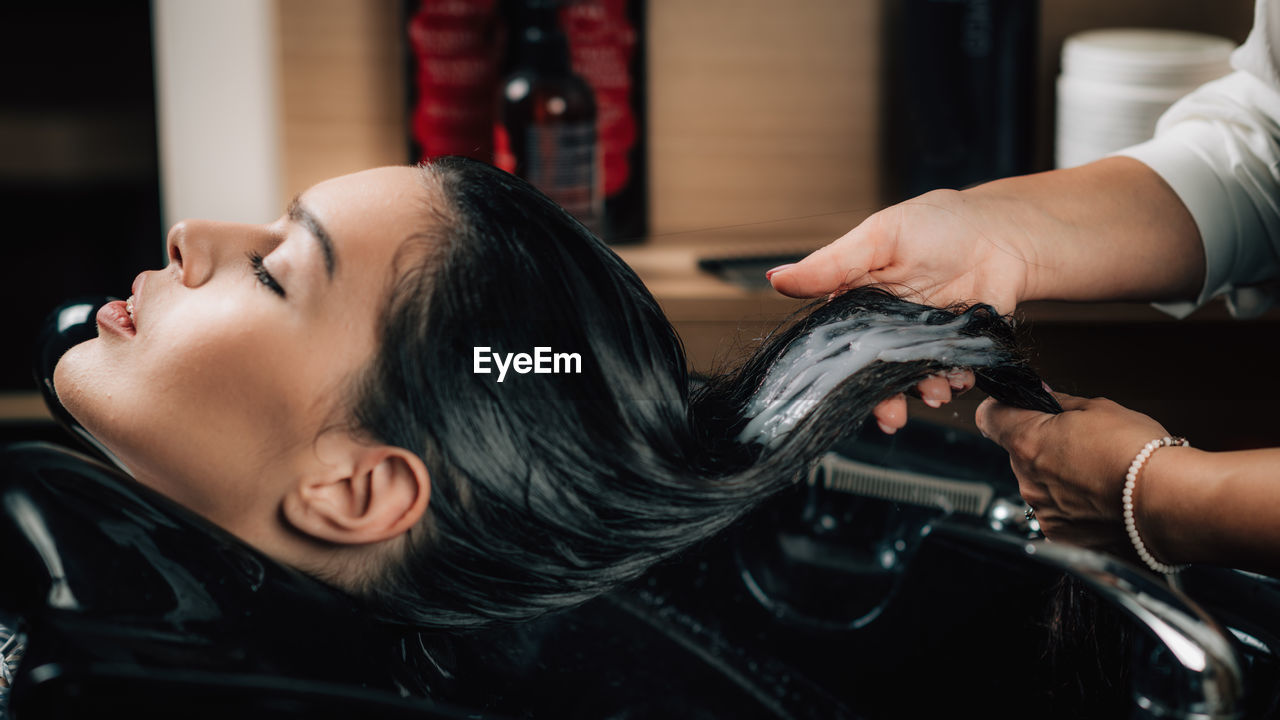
[1115,0,1280,318]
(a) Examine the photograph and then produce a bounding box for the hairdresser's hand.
[872,369,974,434]
[769,158,1205,312]
[771,188,1017,435]
[767,189,1035,314]
[975,391,1171,553]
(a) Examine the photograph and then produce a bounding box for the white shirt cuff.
[1117,125,1240,318]
[1115,71,1280,318]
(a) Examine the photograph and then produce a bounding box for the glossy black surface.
[0,443,449,712]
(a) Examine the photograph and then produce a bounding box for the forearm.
[965,156,1205,306]
[1141,446,1280,576]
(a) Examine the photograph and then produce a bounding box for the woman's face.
[54,166,429,545]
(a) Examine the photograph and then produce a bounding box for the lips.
[96,271,148,338]
[96,300,137,338]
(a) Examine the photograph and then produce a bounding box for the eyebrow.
[288,194,337,280]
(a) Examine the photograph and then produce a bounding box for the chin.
[52,342,93,418]
[53,342,131,454]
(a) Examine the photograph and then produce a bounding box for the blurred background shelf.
[0,394,51,423]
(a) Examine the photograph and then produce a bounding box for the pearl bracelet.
[1122,436,1190,574]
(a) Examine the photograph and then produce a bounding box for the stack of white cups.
[1055,29,1236,168]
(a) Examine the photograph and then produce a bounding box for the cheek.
[149,316,315,442]
[122,321,315,510]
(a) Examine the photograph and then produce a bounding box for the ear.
[282,440,430,546]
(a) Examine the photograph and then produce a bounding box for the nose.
[165,220,268,288]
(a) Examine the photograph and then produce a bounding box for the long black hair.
[347,156,1056,631]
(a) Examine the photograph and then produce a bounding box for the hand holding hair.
[770,156,1209,436]
[975,391,1175,557]
[768,158,1203,313]
[979,390,1280,576]
[766,188,1032,314]
[766,180,1037,436]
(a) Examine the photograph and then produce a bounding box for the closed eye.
[247,250,286,298]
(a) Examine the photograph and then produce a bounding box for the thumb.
[1050,390,1089,411]
[769,229,878,298]
[975,395,1049,448]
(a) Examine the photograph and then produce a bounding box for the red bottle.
[561,0,646,243]
[495,2,602,234]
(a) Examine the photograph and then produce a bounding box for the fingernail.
[877,420,896,435]
[765,263,795,279]
[923,395,941,408]
[1041,380,1054,393]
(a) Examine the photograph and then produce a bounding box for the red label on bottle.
[560,0,636,198]
[409,0,502,161]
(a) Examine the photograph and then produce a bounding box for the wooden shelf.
[0,392,52,423]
